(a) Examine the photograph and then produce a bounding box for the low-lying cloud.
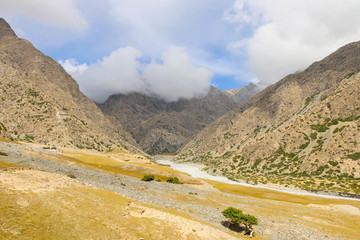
[60,46,213,103]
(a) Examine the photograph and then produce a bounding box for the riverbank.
[155,157,360,202]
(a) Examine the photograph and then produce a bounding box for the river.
[155,156,360,202]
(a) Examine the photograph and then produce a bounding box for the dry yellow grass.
[202,179,360,240]
[0,137,14,143]
[0,161,22,168]
[0,169,237,240]
[60,151,201,184]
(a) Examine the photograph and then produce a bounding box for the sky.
[2,0,360,102]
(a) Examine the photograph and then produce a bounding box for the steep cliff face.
[99,85,260,154]
[0,18,137,152]
[178,41,360,194]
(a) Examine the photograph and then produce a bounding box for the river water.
[155,156,360,202]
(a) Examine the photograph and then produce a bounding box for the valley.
[1,139,360,240]
[1,16,360,240]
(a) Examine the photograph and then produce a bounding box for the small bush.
[299,141,310,150]
[311,124,328,132]
[167,177,180,184]
[222,207,258,235]
[347,152,360,160]
[141,175,155,181]
[310,132,318,140]
[0,151,8,156]
[67,174,76,179]
[328,161,339,167]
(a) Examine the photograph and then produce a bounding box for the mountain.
[223,82,260,105]
[178,41,360,195]
[0,18,138,152]
[98,84,260,154]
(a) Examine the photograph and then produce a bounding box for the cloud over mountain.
[60,46,213,103]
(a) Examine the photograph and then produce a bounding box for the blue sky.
[2,0,360,102]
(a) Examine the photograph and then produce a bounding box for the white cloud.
[142,46,213,102]
[60,46,213,103]
[226,0,360,85]
[106,0,236,57]
[64,47,144,103]
[0,0,88,30]
[58,59,88,76]
[223,0,263,30]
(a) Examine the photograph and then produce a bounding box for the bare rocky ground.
[1,141,360,240]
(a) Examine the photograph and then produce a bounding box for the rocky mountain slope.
[99,84,260,154]
[0,18,137,152]
[178,41,360,194]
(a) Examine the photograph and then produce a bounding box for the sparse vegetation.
[347,152,360,160]
[167,177,180,184]
[222,207,258,237]
[304,95,315,107]
[188,192,198,195]
[310,132,318,140]
[310,124,329,132]
[141,175,155,181]
[0,151,8,156]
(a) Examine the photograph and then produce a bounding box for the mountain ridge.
[99,84,260,154]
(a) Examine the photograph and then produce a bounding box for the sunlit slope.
[179,41,360,194]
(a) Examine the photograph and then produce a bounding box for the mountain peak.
[0,18,17,40]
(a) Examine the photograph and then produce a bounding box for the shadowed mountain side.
[99,85,260,154]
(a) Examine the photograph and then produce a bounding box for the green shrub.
[327,119,339,126]
[167,177,180,184]
[347,152,360,160]
[299,141,310,149]
[311,124,329,132]
[141,175,155,181]
[310,132,317,140]
[67,174,76,179]
[328,161,339,167]
[339,115,360,122]
[304,95,314,107]
[252,159,263,169]
[0,151,8,156]
[222,207,258,234]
